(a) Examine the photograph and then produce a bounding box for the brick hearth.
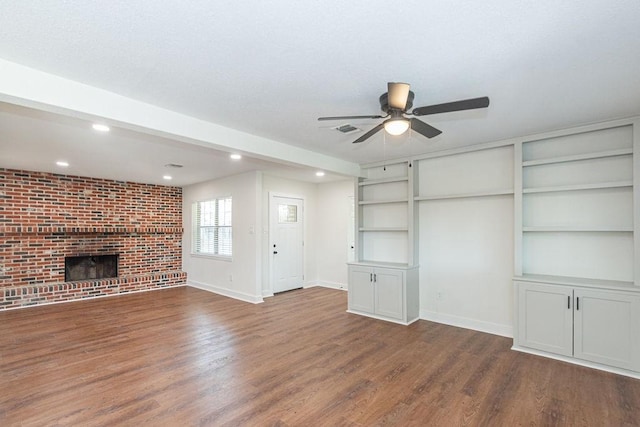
[0,169,186,309]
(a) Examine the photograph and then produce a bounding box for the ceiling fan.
[318,82,490,143]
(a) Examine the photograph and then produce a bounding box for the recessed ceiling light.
[92,123,110,132]
[230,154,242,160]
[56,161,69,167]
[163,175,172,180]
[316,171,325,177]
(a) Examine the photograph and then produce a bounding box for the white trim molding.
[188,280,264,304]
[420,310,513,338]
[512,345,640,380]
[304,280,348,291]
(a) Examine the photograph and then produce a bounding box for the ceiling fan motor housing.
[379,91,415,113]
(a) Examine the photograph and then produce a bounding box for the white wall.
[416,146,515,337]
[182,171,263,303]
[181,149,515,337]
[315,179,355,289]
[419,196,514,336]
[182,171,356,301]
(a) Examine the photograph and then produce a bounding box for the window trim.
[191,196,233,258]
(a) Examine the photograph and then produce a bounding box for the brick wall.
[0,168,186,309]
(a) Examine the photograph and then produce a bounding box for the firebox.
[65,254,119,282]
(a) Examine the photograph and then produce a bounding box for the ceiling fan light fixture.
[384,118,410,136]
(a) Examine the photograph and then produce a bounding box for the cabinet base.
[511,345,640,380]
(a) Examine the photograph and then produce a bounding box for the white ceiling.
[0,102,340,186]
[0,0,639,185]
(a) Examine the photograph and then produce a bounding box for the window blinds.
[192,197,232,256]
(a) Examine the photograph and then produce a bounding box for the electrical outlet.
[229,274,233,282]
[437,292,444,301]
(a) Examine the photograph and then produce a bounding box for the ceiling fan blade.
[318,114,385,121]
[410,118,442,139]
[387,82,411,110]
[353,123,384,144]
[412,96,490,116]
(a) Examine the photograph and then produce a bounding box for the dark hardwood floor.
[1,286,638,426]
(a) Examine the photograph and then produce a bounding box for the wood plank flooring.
[1,286,639,426]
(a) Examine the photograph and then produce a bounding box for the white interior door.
[270,196,304,293]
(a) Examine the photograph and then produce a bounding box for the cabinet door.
[517,282,573,356]
[574,289,640,371]
[348,266,374,313]
[374,268,404,320]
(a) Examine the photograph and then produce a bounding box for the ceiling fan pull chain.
[408,123,413,162]
[409,126,412,167]
[383,132,387,171]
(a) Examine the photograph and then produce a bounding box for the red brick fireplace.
[0,169,186,309]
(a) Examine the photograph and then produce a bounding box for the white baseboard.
[304,280,347,291]
[188,280,264,304]
[346,309,418,326]
[511,345,640,380]
[420,310,513,338]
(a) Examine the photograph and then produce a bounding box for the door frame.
[268,192,305,294]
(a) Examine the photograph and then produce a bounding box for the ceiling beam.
[0,58,361,177]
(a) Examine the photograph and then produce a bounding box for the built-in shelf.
[523,181,633,194]
[359,199,408,205]
[359,176,409,186]
[355,161,414,268]
[415,189,514,201]
[522,148,633,167]
[514,121,639,378]
[515,274,638,292]
[522,226,633,232]
[349,260,412,269]
[359,227,408,232]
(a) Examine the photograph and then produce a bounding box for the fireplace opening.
[65,254,119,282]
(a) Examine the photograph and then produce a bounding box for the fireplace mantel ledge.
[0,226,183,235]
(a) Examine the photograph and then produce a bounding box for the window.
[192,197,232,257]
[278,204,298,223]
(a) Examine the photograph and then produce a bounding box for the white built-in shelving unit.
[513,118,640,377]
[347,116,640,377]
[355,161,414,266]
[348,161,419,325]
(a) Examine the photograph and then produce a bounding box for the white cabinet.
[517,282,573,356]
[348,264,418,325]
[574,288,640,370]
[515,280,640,372]
[349,265,376,313]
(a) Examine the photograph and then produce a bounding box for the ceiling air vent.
[164,163,184,168]
[334,124,360,135]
